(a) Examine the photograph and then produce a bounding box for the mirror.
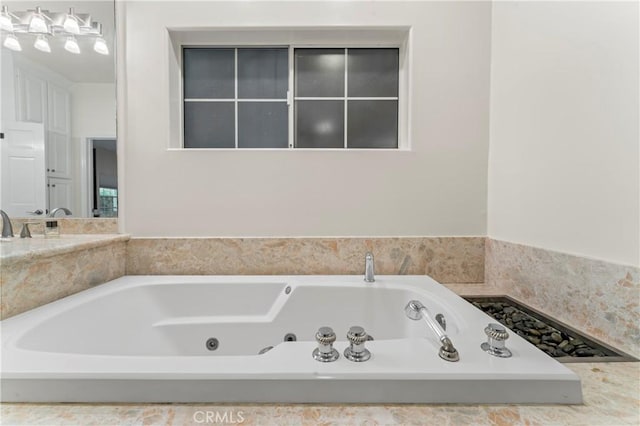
[0,1,116,218]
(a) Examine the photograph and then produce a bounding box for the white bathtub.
[1,275,582,403]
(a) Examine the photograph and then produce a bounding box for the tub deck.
[1,275,582,403]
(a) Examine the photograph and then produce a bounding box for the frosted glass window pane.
[295,49,345,97]
[295,101,344,148]
[183,48,234,99]
[184,102,235,148]
[348,49,399,97]
[347,100,398,148]
[238,103,288,148]
[238,49,288,99]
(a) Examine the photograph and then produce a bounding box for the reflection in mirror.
[0,1,116,218]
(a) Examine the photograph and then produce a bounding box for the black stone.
[575,348,598,357]
[527,336,541,345]
[466,297,615,359]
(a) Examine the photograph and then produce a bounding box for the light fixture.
[62,8,80,35]
[64,36,80,54]
[93,37,108,55]
[0,6,14,32]
[0,6,108,55]
[3,33,21,51]
[34,34,50,53]
[28,7,48,33]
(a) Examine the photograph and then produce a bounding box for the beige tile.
[486,239,640,358]
[10,218,118,235]
[126,237,485,284]
[1,241,127,319]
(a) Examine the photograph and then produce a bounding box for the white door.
[0,121,47,217]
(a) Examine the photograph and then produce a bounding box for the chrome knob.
[344,326,371,362]
[481,323,512,358]
[312,326,339,362]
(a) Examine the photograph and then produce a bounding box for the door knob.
[26,209,44,215]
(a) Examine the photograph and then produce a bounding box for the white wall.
[69,83,117,138]
[120,1,492,237]
[69,83,117,215]
[0,50,17,123]
[488,2,639,266]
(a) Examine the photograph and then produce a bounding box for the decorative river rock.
[465,298,614,359]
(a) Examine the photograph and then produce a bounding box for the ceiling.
[4,1,115,83]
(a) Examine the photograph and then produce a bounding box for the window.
[98,187,118,217]
[182,47,399,149]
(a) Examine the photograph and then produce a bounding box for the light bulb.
[63,11,80,35]
[28,12,48,33]
[3,34,21,51]
[64,36,80,54]
[0,7,13,32]
[34,34,50,53]
[93,37,108,55]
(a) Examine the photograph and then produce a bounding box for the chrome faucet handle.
[344,326,371,362]
[20,223,32,238]
[481,323,512,358]
[312,326,340,362]
[19,221,41,238]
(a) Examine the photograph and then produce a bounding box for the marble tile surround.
[9,218,118,235]
[486,239,640,358]
[1,239,127,319]
[126,237,485,284]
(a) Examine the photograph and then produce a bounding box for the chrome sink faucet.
[0,209,14,238]
[364,252,375,283]
[49,207,72,217]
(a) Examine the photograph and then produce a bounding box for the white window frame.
[168,28,411,151]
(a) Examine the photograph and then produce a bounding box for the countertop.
[0,234,130,264]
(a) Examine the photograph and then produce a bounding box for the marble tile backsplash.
[486,239,640,358]
[9,218,118,235]
[126,237,485,283]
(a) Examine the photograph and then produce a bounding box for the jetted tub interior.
[1,275,583,404]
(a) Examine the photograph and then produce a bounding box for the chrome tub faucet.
[364,252,375,283]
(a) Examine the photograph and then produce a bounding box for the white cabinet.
[15,69,47,124]
[14,66,74,209]
[48,178,73,212]
[47,83,70,134]
[46,131,71,178]
[46,84,72,179]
